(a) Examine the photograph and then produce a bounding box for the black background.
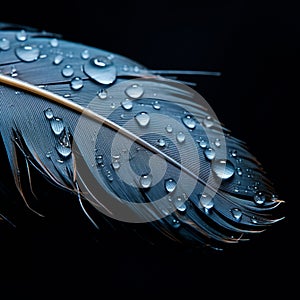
[0,0,298,297]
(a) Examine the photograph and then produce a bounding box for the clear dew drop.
[204,147,216,160]
[106,171,114,182]
[152,101,161,110]
[15,45,40,62]
[81,49,90,60]
[61,65,74,77]
[50,117,64,135]
[135,112,150,127]
[198,139,207,148]
[254,191,266,205]
[182,115,196,129]
[56,143,72,158]
[139,174,152,189]
[165,178,177,193]
[84,55,117,85]
[231,208,242,221]
[15,30,27,41]
[44,108,54,120]
[212,159,235,180]
[70,77,83,90]
[0,38,10,51]
[122,64,129,72]
[214,138,221,147]
[203,115,214,128]
[125,84,144,99]
[50,38,59,47]
[236,167,243,176]
[121,99,133,110]
[176,132,185,143]
[157,138,166,147]
[199,193,214,209]
[53,54,64,65]
[175,197,187,212]
[165,124,173,133]
[97,89,108,100]
[171,217,181,228]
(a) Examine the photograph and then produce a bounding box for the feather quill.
[0,23,284,249]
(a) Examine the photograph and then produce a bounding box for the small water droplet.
[95,155,104,166]
[203,115,214,128]
[230,149,237,157]
[50,117,64,135]
[182,115,196,129]
[165,124,173,133]
[212,159,235,180]
[176,132,185,143]
[61,65,74,77]
[165,178,177,193]
[15,45,40,62]
[140,174,152,189]
[121,99,133,110]
[56,143,72,158]
[81,49,90,60]
[152,101,161,110]
[198,139,207,148]
[251,216,258,224]
[133,66,140,73]
[97,89,108,99]
[199,193,214,209]
[110,102,116,109]
[204,147,216,160]
[125,84,144,99]
[107,172,114,182]
[233,186,239,192]
[157,138,166,147]
[112,160,121,170]
[171,217,181,228]
[84,55,117,85]
[254,191,266,205]
[231,208,242,221]
[214,138,221,147]
[15,30,27,41]
[122,64,129,72]
[44,108,54,120]
[70,77,83,90]
[53,54,64,65]
[10,66,18,77]
[236,167,243,176]
[46,151,52,158]
[0,38,10,51]
[50,38,59,47]
[135,112,150,127]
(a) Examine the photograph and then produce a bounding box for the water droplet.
[198,139,207,148]
[182,115,196,129]
[50,117,64,135]
[125,84,144,99]
[0,38,10,51]
[50,38,59,47]
[251,216,258,224]
[70,76,83,90]
[135,112,150,127]
[212,159,235,180]
[112,160,121,170]
[254,191,266,205]
[44,108,54,120]
[121,99,133,110]
[110,102,116,109]
[133,66,140,72]
[152,101,161,110]
[56,143,72,158]
[53,54,64,65]
[97,89,108,100]
[95,155,104,166]
[107,171,114,182]
[84,55,117,84]
[199,193,214,209]
[231,208,242,221]
[176,132,185,143]
[61,65,74,77]
[15,45,40,62]
[157,138,166,147]
[122,64,129,72]
[46,151,52,158]
[204,147,216,160]
[81,49,90,60]
[10,66,18,77]
[175,197,187,212]
[236,167,243,176]
[15,30,27,41]
[165,124,173,133]
[203,115,214,128]
[165,178,177,193]
[230,149,237,157]
[140,174,152,189]
[214,138,221,147]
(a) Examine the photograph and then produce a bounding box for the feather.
[0,23,284,249]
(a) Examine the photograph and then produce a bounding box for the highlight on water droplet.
[199,193,214,210]
[212,159,235,180]
[125,84,144,99]
[135,112,150,127]
[182,115,196,129]
[139,174,152,189]
[231,208,242,221]
[15,29,27,41]
[165,178,177,193]
[15,45,40,62]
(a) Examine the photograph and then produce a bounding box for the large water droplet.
[44,108,54,120]
[0,38,10,51]
[199,193,214,209]
[204,147,216,160]
[203,115,214,128]
[254,191,266,205]
[15,30,27,41]
[231,208,242,221]
[61,65,74,77]
[84,55,117,85]
[15,45,40,62]
[70,77,83,90]
[165,178,177,193]
[140,174,152,189]
[50,117,64,135]
[182,115,196,129]
[135,112,150,127]
[121,99,133,110]
[53,54,64,65]
[176,132,185,143]
[125,84,144,99]
[212,159,235,180]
